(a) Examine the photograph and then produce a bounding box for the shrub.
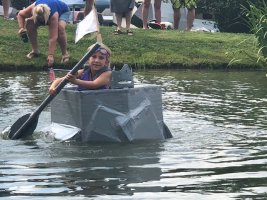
[11,0,30,10]
[241,1,267,63]
[197,0,264,33]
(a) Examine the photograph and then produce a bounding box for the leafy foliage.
[241,1,267,64]
[11,0,31,10]
[197,0,265,33]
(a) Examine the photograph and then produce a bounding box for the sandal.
[114,29,123,35]
[61,53,70,64]
[26,51,40,59]
[127,30,133,36]
[20,31,28,43]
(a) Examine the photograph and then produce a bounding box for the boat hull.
[51,85,172,142]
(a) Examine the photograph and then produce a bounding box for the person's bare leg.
[84,0,94,16]
[115,13,123,31]
[125,10,133,30]
[154,0,161,23]
[57,20,68,57]
[187,8,195,31]
[2,0,10,18]
[142,0,151,29]
[25,19,39,53]
[173,8,181,30]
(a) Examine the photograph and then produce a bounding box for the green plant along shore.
[0,18,264,71]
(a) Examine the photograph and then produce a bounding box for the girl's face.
[88,51,109,71]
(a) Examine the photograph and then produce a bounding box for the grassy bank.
[0,17,263,71]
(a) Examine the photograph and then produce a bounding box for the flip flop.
[20,31,28,43]
[26,51,40,59]
[148,21,165,29]
[61,54,70,64]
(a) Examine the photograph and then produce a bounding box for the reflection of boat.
[50,65,172,142]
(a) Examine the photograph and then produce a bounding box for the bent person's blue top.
[35,0,69,18]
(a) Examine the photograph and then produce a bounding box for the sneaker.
[148,21,162,29]
[4,16,14,20]
[148,21,166,30]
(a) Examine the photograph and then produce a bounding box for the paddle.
[8,43,101,140]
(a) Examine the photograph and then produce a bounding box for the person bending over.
[49,44,112,94]
[17,0,70,67]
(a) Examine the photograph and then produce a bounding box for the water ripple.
[1,71,267,199]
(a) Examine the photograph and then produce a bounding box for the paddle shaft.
[10,43,101,139]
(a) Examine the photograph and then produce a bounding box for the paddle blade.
[8,113,39,139]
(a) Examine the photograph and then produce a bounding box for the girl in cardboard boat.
[48,44,172,142]
[49,43,112,94]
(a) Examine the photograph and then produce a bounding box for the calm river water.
[1,70,267,199]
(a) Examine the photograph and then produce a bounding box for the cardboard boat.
[50,65,172,142]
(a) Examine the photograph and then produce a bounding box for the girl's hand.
[65,73,77,84]
[48,77,64,95]
[48,86,56,95]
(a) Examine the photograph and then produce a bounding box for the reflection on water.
[1,140,163,198]
[1,70,267,199]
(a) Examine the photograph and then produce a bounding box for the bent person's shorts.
[59,11,71,23]
[170,0,197,9]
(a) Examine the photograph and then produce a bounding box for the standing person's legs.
[171,0,182,30]
[125,10,133,35]
[173,8,181,29]
[84,0,94,16]
[154,0,161,24]
[115,13,123,31]
[125,10,133,30]
[58,12,70,63]
[185,0,197,31]
[25,19,40,56]
[2,0,10,18]
[142,0,151,29]
[186,8,195,31]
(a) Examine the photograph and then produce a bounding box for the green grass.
[0,17,263,71]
